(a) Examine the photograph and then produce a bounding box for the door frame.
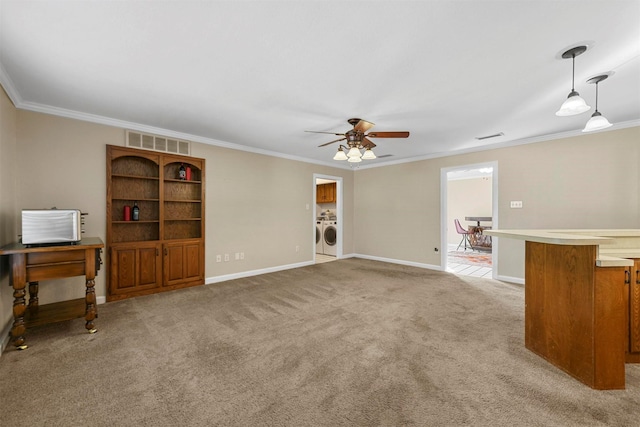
[313,174,343,260]
[440,161,498,277]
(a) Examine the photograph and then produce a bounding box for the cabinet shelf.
[165,218,202,221]
[164,178,202,184]
[164,199,201,203]
[113,220,160,224]
[113,174,160,181]
[112,198,160,202]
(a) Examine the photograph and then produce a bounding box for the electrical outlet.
[224,254,229,261]
[296,245,300,252]
[510,200,523,208]
[235,252,240,260]
[216,255,221,262]
[240,252,244,259]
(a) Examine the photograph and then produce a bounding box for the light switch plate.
[510,201,523,208]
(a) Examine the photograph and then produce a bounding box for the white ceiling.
[1,1,639,169]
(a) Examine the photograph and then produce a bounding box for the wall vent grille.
[126,130,191,155]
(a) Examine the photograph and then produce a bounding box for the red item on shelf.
[186,166,192,181]
[123,205,131,221]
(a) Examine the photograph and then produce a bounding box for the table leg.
[85,278,98,334]
[11,285,28,350]
[28,281,39,313]
[10,253,28,350]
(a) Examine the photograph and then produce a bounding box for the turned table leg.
[11,254,28,350]
[28,281,39,313]
[84,248,98,334]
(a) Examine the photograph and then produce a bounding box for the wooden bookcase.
[106,145,205,301]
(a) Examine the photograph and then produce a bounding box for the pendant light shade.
[582,73,613,132]
[347,146,362,158]
[347,155,362,163]
[582,112,612,132]
[361,148,376,159]
[556,91,590,116]
[556,46,591,116]
[333,147,348,160]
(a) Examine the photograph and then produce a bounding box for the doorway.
[313,174,342,263]
[440,162,497,278]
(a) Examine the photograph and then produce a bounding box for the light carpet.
[1,258,639,426]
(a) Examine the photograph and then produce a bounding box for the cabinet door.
[163,241,203,287]
[630,259,640,353]
[316,184,325,203]
[110,243,161,295]
[326,182,336,202]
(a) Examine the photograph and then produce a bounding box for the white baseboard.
[97,296,106,305]
[494,275,525,285]
[205,260,315,285]
[352,253,442,271]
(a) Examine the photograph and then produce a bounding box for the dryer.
[316,219,324,254]
[322,219,337,256]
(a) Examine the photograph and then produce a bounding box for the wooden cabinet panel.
[163,241,203,287]
[107,145,205,301]
[316,183,336,203]
[629,259,640,355]
[524,241,626,389]
[110,243,161,295]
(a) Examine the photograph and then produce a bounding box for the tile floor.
[446,245,493,278]
[315,254,337,264]
[446,260,493,278]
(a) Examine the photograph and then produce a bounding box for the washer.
[322,219,337,256]
[316,219,324,254]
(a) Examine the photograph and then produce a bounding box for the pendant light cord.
[571,54,576,91]
[594,82,599,113]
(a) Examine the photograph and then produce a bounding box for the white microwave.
[21,209,84,245]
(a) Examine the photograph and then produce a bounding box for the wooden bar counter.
[0,237,104,350]
[485,229,640,390]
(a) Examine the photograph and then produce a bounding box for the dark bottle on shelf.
[179,163,186,180]
[132,201,140,221]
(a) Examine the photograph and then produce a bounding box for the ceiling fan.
[306,118,410,149]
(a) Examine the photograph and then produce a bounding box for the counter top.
[484,229,616,245]
[485,229,640,267]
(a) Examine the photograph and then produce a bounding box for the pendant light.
[333,146,348,160]
[556,46,591,116]
[582,74,613,132]
[361,148,376,160]
[347,146,362,158]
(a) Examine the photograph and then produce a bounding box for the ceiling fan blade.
[362,137,376,149]
[318,137,346,147]
[305,130,346,136]
[353,119,375,133]
[366,131,410,138]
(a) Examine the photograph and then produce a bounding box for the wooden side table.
[0,237,104,349]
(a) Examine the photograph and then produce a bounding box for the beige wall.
[354,126,640,278]
[1,85,639,344]
[0,88,18,343]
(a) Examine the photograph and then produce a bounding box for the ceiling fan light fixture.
[347,146,362,158]
[333,147,348,160]
[347,155,362,163]
[556,45,591,117]
[361,148,376,160]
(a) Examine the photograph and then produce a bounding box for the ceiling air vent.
[126,130,191,155]
[475,132,504,141]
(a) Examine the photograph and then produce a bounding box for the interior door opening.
[314,175,341,264]
[441,162,497,279]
